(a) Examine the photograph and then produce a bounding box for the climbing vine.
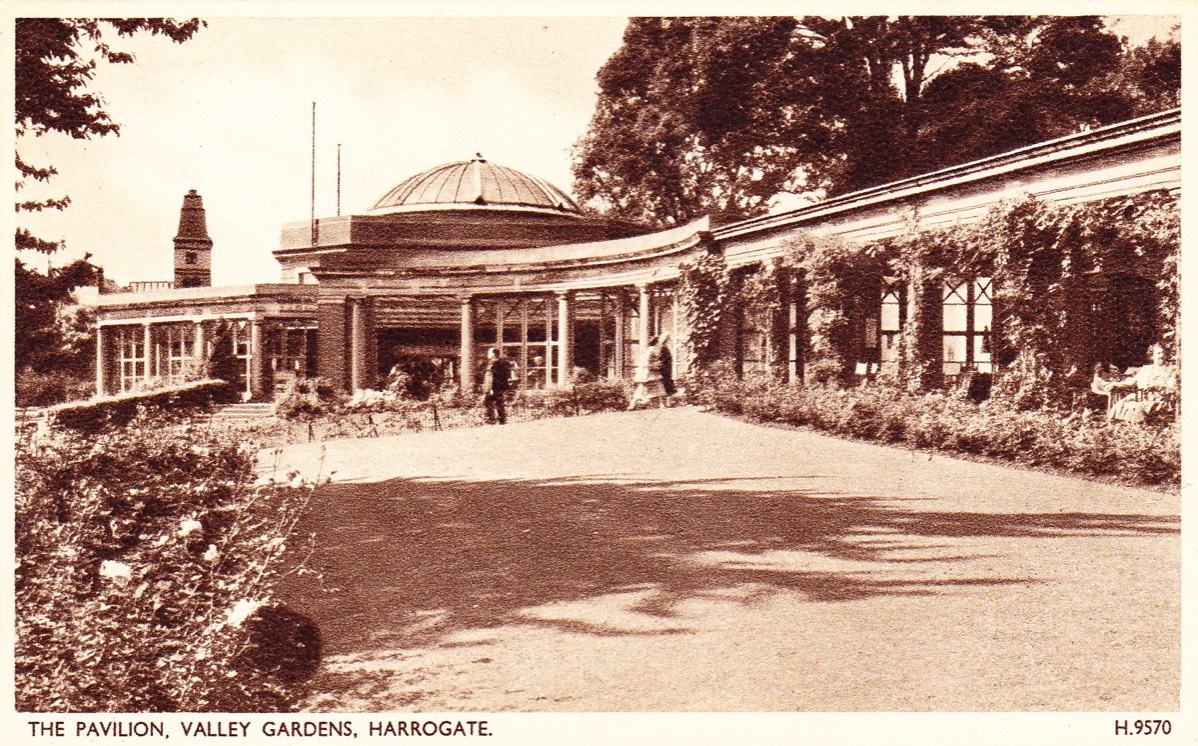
[677,248,729,374]
[867,190,1179,407]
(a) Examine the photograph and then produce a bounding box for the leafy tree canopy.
[14,18,204,396]
[15,17,205,253]
[573,16,1179,228]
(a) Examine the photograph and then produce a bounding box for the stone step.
[210,402,276,421]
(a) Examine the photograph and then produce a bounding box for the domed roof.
[370,155,580,215]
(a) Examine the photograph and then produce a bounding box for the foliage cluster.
[866,191,1179,406]
[516,381,631,417]
[17,368,99,410]
[690,369,1178,488]
[35,379,235,432]
[677,249,730,374]
[574,16,1178,226]
[274,377,347,422]
[16,410,316,712]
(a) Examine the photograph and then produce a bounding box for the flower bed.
[16,410,316,712]
[250,380,632,447]
[688,369,1179,489]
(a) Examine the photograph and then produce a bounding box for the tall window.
[159,324,193,384]
[879,281,906,371]
[117,326,146,392]
[270,326,313,376]
[942,277,993,376]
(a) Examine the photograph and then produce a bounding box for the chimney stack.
[173,189,213,288]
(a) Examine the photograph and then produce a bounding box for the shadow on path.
[276,475,1177,658]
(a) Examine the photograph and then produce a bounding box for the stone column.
[193,320,206,376]
[248,319,263,400]
[556,291,574,387]
[316,299,350,391]
[459,296,475,392]
[905,262,944,391]
[142,323,154,388]
[349,298,364,392]
[792,269,808,383]
[613,290,627,379]
[637,283,651,349]
[95,325,107,396]
[771,260,792,382]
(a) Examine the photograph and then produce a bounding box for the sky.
[13,12,1182,287]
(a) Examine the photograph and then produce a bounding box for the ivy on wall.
[677,247,729,374]
[688,189,1178,410]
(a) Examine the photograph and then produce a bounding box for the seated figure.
[1092,344,1178,424]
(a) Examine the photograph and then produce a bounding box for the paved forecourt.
[269,407,1179,712]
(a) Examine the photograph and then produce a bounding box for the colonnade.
[96,316,314,399]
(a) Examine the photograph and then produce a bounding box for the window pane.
[974,335,992,364]
[943,303,968,332]
[881,333,900,362]
[881,302,901,331]
[974,303,992,332]
[943,282,966,303]
[943,335,967,363]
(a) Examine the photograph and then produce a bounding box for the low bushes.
[16,367,96,409]
[15,410,316,712]
[516,380,630,418]
[261,378,631,446]
[38,379,237,432]
[690,369,1179,488]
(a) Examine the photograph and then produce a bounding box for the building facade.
[90,109,1181,400]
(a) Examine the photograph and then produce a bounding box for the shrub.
[515,381,629,418]
[38,380,235,432]
[690,376,1179,488]
[16,367,96,409]
[15,411,316,711]
[275,377,345,421]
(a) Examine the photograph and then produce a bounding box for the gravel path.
[268,407,1179,712]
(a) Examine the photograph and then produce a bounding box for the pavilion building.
[89,109,1180,400]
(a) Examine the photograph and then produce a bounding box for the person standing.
[628,336,666,410]
[657,332,675,405]
[483,347,513,424]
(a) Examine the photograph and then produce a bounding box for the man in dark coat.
[658,333,675,404]
[483,347,513,424]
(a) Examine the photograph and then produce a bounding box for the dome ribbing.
[370,155,580,215]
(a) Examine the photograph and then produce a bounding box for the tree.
[15,256,99,369]
[16,18,205,252]
[573,16,1176,227]
[14,18,203,402]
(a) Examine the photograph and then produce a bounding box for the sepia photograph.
[7,3,1190,743]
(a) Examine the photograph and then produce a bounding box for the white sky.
[12,12,1181,287]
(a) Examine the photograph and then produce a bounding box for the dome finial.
[473,152,486,163]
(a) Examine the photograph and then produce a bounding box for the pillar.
[142,323,153,388]
[247,319,263,399]
[459,296,475,392]
[637,283,651,349]
[193,320,206,376]
[95,325,107,396]
[518,298,530,388]
[349,298,363,392]
[905,262,944,391]
[770,260,791,382]
[613,290,627,379]
[792,269,808,383]
[556,291,574,387]
[316,299,350,391]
